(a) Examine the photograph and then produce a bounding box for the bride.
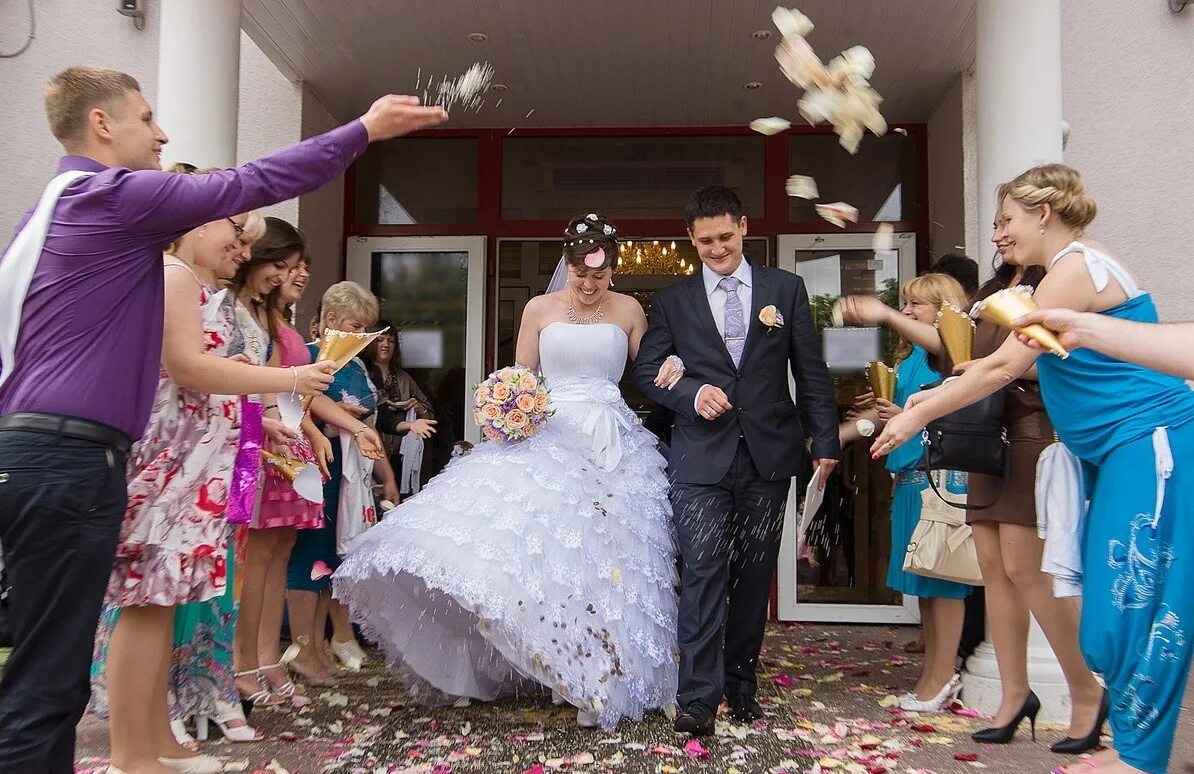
[333,213,679,729]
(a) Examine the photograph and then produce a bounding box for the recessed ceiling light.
[489,83,509,93]
[744,81,762,90]
[751,29,771,40]
[467,32,488,42]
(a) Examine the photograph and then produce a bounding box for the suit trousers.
[0,430,127,773]
[671,439,790,712]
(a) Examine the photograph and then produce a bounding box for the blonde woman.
[874,164,1194,774]
[841,274,973,714]
[285,282,398,684]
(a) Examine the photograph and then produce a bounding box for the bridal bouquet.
[472,366,553,443]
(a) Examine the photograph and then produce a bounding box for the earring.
[1039,225,1046,235]
[609,278,615,287]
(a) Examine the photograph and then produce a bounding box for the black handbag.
[917,379,1008,509]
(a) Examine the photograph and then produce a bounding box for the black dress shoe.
[971,691,1040,743]
[1051,688,1110,754]
[727,695,764,723]
[673,702,715,735]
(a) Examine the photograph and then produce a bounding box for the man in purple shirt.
[0,66,445,772]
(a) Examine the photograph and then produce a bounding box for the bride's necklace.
[566,289,605,325]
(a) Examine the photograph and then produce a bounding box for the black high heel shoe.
[1050,688,1110,754]
[971,691,1041,743]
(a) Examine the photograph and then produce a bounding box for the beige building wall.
[0,0,340,305]
[236,31,302,225]
[296,87,348,330]
[0,1,161,239]
[926,77,966,267]
[1060,0,1194,319]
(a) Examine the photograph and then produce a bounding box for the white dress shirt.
[694,260,753,411]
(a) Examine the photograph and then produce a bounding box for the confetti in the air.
[750,116,792,135]
[873,222,895,252]
[772,6,887,153]
[785,174,819,199]
[423,61,495,114]
[816,201,860,227]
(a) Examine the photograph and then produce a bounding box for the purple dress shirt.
[0,120,369,440]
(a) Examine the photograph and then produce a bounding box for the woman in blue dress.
[874,163,1194,774]
[862,273,973,713]
[285,282,401,684]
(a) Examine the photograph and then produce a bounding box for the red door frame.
[342,123,930,372]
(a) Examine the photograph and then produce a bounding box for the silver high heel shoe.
[898,673,961,713]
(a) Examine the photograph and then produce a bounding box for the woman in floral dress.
[91,212,336,774]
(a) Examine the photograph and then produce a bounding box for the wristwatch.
[855,418,876,438]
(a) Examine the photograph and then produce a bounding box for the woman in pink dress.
[99,214,338,774]
[231,223,386,711]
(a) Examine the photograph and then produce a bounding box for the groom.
[634,186,840,734]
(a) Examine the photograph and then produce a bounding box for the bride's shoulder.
[524,292,565,315]
[608,291,646,315]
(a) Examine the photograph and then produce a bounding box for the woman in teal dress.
[874,163,1194,774]
[864,273,973,714]
[285,282,399,683]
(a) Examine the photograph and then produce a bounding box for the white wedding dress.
[333,322,678,729]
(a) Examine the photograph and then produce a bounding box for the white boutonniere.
[759,304,785,332]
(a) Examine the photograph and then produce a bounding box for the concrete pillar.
[156,0,242,168]
[963,0,1072,726]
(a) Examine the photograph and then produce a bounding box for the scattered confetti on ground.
[74,624,1111,773]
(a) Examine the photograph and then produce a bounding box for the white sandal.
[196,699,263,743]
[259,661,311,708]
[329,638,367,671]
[234,668,284,707]
[157,755,224,774]
[170,717,198,750]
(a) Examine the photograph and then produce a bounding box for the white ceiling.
[242,0,975,128]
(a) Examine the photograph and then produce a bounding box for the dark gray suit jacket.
[633,264,840,485]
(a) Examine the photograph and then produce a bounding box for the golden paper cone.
[974,288,1069,358]
[935,303,975,366]
[300,327,390,410]
[866,361,896,402]
[261,449,305,482]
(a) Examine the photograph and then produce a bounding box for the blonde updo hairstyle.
[1003,163,1097,233]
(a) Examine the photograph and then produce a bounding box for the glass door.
[775,232,919,623]
[346,236,486,477]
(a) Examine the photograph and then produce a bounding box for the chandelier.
[616,240,696,276]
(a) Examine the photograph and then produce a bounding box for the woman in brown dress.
[363,323,437,494]
[955,205,1104,750]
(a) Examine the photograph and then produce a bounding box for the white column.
[962,0,1072,725]
[156,0,242,168]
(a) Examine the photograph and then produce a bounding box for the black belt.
[0,412,132,453]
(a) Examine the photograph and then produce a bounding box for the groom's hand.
[812,459,838,490]
[695,385,733,420]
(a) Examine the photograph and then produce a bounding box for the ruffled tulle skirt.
[333,399,678,730]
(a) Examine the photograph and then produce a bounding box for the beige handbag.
[903,471,984,586]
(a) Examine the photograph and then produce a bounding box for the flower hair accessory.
[584,248,606,268]
[564,213,619,248]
